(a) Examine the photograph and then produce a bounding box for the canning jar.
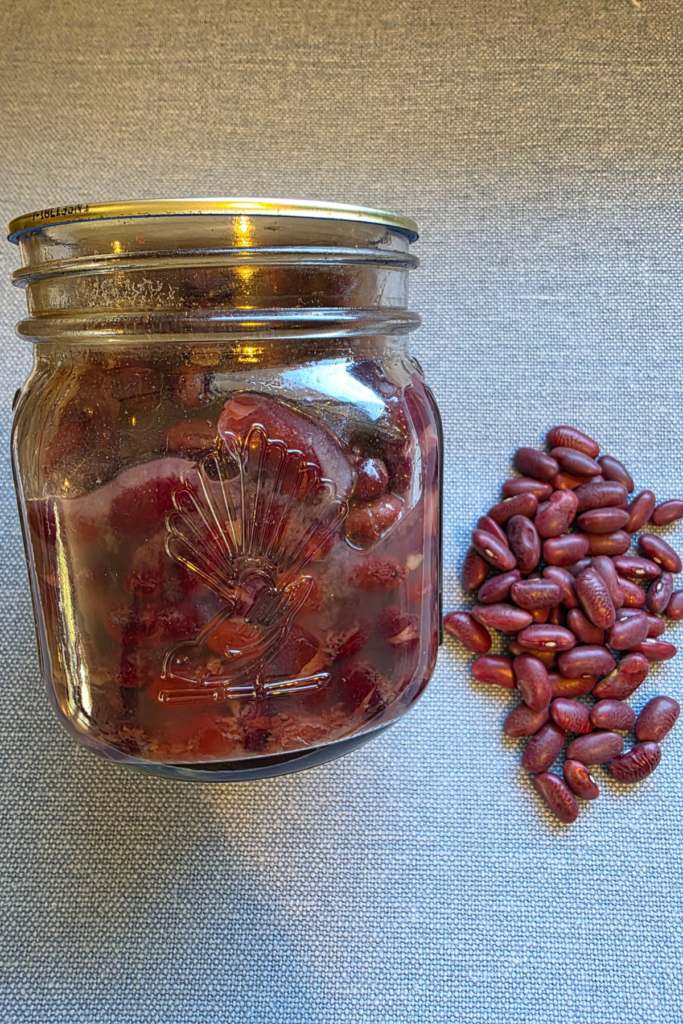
[8,198,441,781]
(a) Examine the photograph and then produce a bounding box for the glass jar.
[8,198,442,781]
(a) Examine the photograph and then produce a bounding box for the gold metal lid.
[7,197,419,243]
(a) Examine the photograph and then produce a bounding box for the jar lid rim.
[7,197,419,243]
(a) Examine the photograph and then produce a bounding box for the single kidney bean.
[550,698,593,734]
[638,534,682,574]
[590,699,636,732]
[551,447,601,478]
[546,425,600,458]
[478,569,521,604]
[590,555,624,609]
[650,498,683,527]
[521,722,566,772]
[542,566,579,608]
[565,558,592,577]
[563,760,600,800]
[549,672,596,698]
[592,652,649,699]
[613,555,661,581]
[472,603,533,633]
[548,604,566,626]
[477,515,509,548]
[533,772,580,823]
[608,742,661,784]
[503,702,550,737]
[644,612,666,637]
[575,480,628,513]
[462,547,489,591]
[647,572,674,615]
[472,655,516,688]
[605,610,649,650]
[635,696,680,743]
[567,607,604,645]
[558,645,616,679]
[488,492,538,525]
[507,515,541,573]
[502,477,553,500]
[577,507,630,534]
[534,490,578,538]
[619,577,647,608]
[585,531,631,556]
[511,579,563,610]
[516,624,576,652]
[472,529,517,571]
[631,638,677,662]
[566,730,624,765]
[513,654,552,711]
[597,455,635,493]
[625,490,656,533]
[443,611,492,653]
[513,447,559,482]
[544,535,590,566]
[550,471,594,490]
[575,568,616,628]
[665,590,683,620]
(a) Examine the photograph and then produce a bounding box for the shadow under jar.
[8,198,442,781]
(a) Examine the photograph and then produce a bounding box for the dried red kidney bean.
[551,447,601,478]
[550,471,594,490]
[590,555,624,609]
[613,555,661,581]
[666,590,683,620]
[590,700,636,732]
[566,608,604,645]
[650,499,683,527]
[352,457,389,501]
[513,654,551,711]
[625,490,657,533]
[592,653,649,700]
[513,447,559,482]
[563,760,600,800]
[575,568,616,629]
[509,643,557,668]
[546,425,599,458]
[542,566,579,607]
[619,577,647,608]
[543,534,589,566]
[575,480,628,513]
[478,569,521,604]
[566,730,624,765]
[472,604,533,633]
[488,492,538,524]
[502,477,553,500]
[506,515,541,573]
[577,507,630,533]
[644,612,666,638]
[549,672,596,698]
[462,547,488,591]
[635,696,680,743]
[558,645,616,679]
[521,722,566,772]
[477,515,509,548]
[608,742,661,784]
[605,610,648,650]
[631,638,677,662]
[510,579,563,610]
[534,772,579,823]
[503,703,550,737]
[585,531,631,556]
[638,534,682,574]
[472,656,516,688]
[534,490,578,538]
[647,572,674,615]
[472,529,517,571]
[597,455,635,493]
[516,624,576,652]
[550,698,593,734]
[443,611,491,654]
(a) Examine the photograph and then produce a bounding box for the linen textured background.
[1,2,682,1021]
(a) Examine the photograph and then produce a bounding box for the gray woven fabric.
[2,1,683,1021]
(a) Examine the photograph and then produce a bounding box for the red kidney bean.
[513,447,559,482]
[635,696,680,743]
[513,654,552,711]
[506,515,541,573]
[488,492,538,525]
[472,529,517,571]
[596,455,635,493]
[644,612,666,638]
[521,722,566,772]
[563,760,600,800]
[509,642,557,668]
[478,569,521,604]
[533,772,580,823]
[631,638,677,662]
[625,490,657,533]
[502,477,554,500]
[566,608,605,645]
[585,531,631,556]
[608,742,661,783]
[590,699,636,732]
[650,498,683,527]
[566,730,624,765]
[551,447,601,478]
[638,534,682,574]
[472,655,516,688]
[534,490,579,539]
[516,624,576,652]
[592,652,649,700]
[546,425,600,458]
[550,471,594,490]
[575,480,628,513]
[565,558,592,577]
[666,590,683,620]
[462,547,489,591]
[503,702,550,737]
[543,535,590,566]
[472,604,533,633]
[510,579,563,610]
[619,577,647,608]
[477,515,509,548]
[443,611,492,654]
[549,672,596,698]
[577,508,630,534]
[575,568,616,628]
[550,698,593,734]
[558,645,616,679]
[605,610,648,650]
[590,555,624,609]
[647,572,674,615]
[613,555,661,581]
[542,566,579,608]
[548,604,566,626]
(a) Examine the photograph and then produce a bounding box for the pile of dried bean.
[444,425,681,823]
